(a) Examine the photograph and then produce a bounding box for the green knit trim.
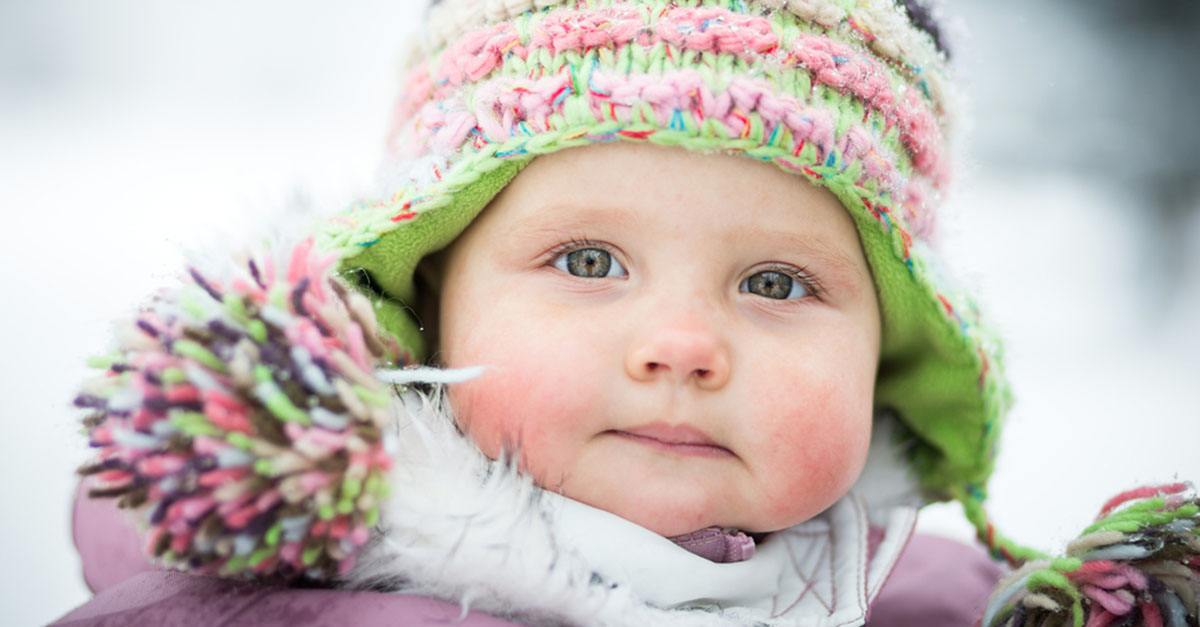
[332,159,529,362]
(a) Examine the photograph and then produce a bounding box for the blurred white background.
[1,1,1197,624]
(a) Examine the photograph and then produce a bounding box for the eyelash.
[544,238,825,299]
[745,263,825,301]
[546,237,614,259]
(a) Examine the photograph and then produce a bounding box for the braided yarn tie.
[77,238,400,580]
[982,483,1200,627]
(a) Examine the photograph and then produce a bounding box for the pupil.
[567,248,611,277]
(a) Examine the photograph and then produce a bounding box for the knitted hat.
[318,0,1017,557]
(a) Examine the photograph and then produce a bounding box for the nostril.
[627,337,729,387]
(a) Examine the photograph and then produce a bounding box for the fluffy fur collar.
[343,383,924,627]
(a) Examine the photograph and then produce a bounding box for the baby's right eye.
[553,247,627,279]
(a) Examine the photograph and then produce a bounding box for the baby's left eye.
[740,270,809,300]
[552,247,627,279]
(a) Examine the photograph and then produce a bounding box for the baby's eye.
[553,247,627,278]
[740,270,809,300]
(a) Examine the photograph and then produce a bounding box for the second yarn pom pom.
[984,483,1200,627]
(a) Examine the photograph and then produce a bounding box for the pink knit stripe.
[392,66,908,197]
[430,7,779,94]
[1096,483,1189,518]
[787,33,944,184]
[391,5,944,183]
[898,179,933,238]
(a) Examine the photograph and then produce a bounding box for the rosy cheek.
[449,364,585,482]
[757,378,872,519]
[776,417,850,483]
[451,377,524,458]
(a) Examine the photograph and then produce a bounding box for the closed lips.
[609,423,734,458]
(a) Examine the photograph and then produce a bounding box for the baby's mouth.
[607,423,734,458]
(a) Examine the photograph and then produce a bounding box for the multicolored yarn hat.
[317,0,1019,557]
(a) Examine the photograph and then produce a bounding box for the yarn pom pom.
[76,238,403,580]
[984,483,1200,627]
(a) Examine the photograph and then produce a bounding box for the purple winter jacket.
[56,485,1004,626]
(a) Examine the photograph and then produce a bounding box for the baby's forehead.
[497,144,839,216]
[452,144,871,284]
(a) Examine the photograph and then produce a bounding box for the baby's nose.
[625,328,730,390]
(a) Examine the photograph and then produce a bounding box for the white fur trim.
[375,365,487,385]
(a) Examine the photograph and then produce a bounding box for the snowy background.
[1,1,1197,624]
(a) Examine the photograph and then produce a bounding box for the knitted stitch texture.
[316,0,1013,552]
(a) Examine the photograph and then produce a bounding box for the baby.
[318,0,1012,622]
[66,0,1023,625]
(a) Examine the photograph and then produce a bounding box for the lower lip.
[608,431,734,459]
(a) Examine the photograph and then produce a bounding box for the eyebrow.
[735,227,873,288]
[505,202,643,232]
[499,203,650,248]
[746,229,864,271]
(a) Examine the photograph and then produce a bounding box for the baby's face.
[438,143,880,536]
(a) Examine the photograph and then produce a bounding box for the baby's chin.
[554,473,802,537]
[585,496,808,538]
[594,502,727,538]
